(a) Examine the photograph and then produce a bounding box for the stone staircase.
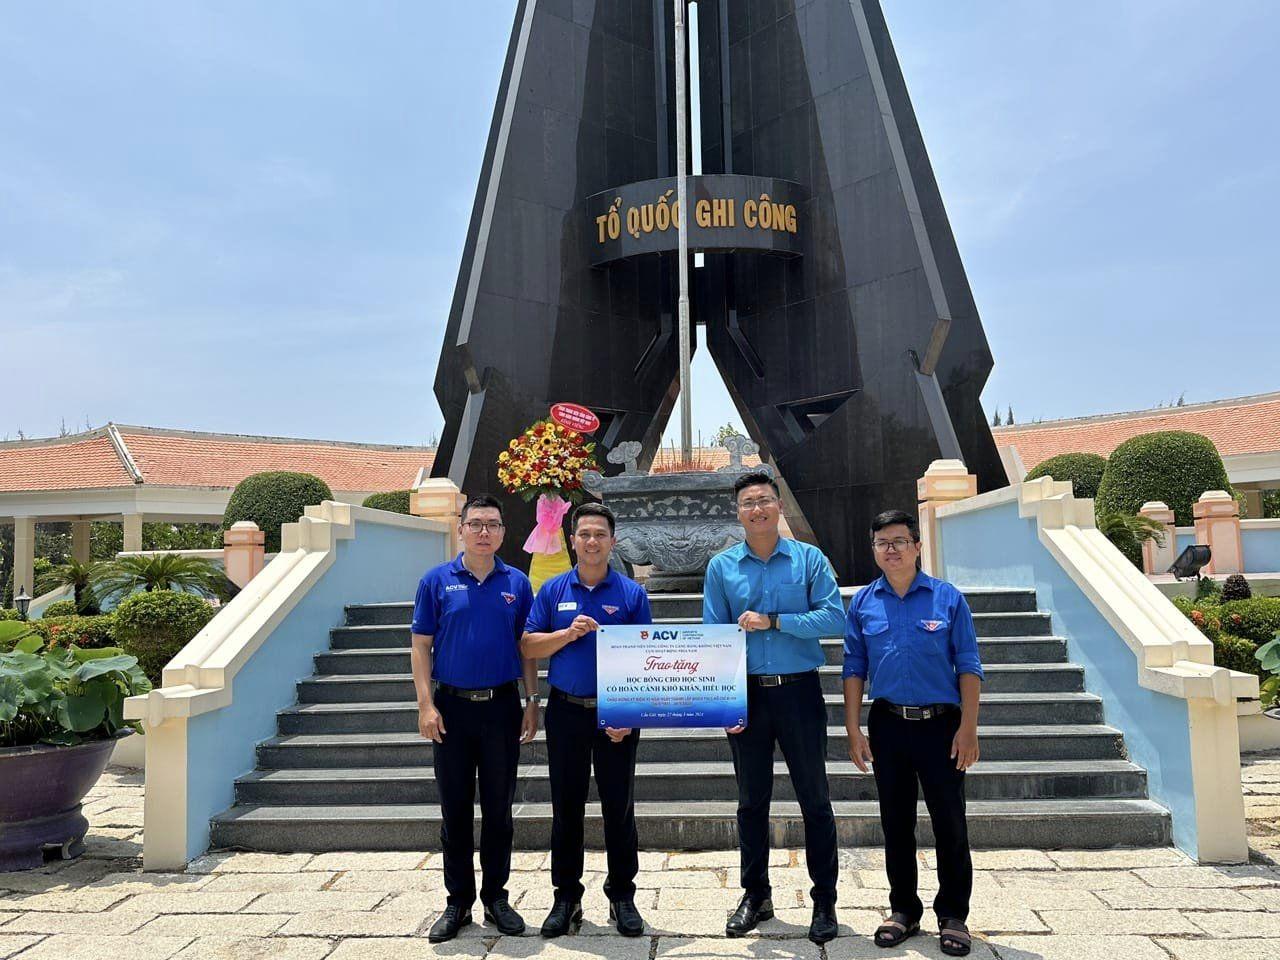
[209,588,1172,852]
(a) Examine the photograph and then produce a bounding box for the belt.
[551,687,598,708]
[879,700,960,721]
[434,681,517,702]
[749,670,814,688]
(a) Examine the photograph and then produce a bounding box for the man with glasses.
[703,471,845,944]
[521,502,652,938]
[411,494,540,943]
[842,509,982,957]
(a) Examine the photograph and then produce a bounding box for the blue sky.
[2,1,1277,446]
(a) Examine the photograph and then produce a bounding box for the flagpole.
[674,0,693,464]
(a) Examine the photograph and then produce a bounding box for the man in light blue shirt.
[703,471,845,944]
[843,509,983,957]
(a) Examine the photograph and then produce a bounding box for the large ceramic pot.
[0,732,128,870]
[584,437,771,592]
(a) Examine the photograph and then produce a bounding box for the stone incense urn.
[583,436,771,593]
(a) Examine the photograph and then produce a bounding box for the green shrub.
[362,490,413,515]
[0,609,23,621]
[1096,511,1165,570]
[115,590,216,683]
[36,613,118,650]
[1094,431,1233,526]
[1025,453,1108,500]
[41,600,78,618]
[1217,598,1280,645]
[222,471,334,553]
[1181,601,1223,640]
[1215,634,1265,678]
[1221,574,1252,603]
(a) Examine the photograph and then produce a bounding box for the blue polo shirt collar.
[569,565,616,590]
[872,570,934,598]
[449,552,508,581]
[733,536,793,565]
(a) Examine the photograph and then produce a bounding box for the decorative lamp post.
[15,586,31,622]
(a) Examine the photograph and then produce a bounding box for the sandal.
[939,917,972,957]
[874,912,920,947]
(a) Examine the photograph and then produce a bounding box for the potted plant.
[0,622,152,870]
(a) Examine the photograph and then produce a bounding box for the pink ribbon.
[523,493,571,554]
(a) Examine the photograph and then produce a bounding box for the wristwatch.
[526,694,541,707]
[768,613,780,631]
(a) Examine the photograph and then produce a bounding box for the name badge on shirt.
[558,601,578,612]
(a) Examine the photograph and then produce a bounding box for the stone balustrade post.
[917,459,978,578]
[412,478,467,556]
[223,521,266,588]
[1193,490,1243,576]
[1138,501,1178,576]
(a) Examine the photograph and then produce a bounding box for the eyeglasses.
[872,538,916,553]
[737,496,779,511]
[462,521,505,533]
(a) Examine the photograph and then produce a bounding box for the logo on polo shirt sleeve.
[502,592,517,605]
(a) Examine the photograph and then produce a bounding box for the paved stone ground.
[5,760,1280,959]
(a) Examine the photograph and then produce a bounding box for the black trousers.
[433,684,522,908]
[728,670,838,904]
[545,690,641,903]
[867,698,972,923]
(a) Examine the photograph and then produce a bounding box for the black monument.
[432,0,1004,584]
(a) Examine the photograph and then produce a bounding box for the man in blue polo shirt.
[843,508,983,958]
[521,502,651,938]
[703,471,846,945]
[410,494,539,943]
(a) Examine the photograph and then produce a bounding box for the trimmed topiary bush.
[222,471,334,553]
[1217,597,1280,645]
[362,490,413,515]
[40,600,78,618]
[37,613,118,650]
[1215,634,1265,678]
[1025,453,1108,500]
[1221,574,1252,603]
[1094,431,1233,526]
[115,590,216,683]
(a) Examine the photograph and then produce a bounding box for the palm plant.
[1097,511,1166,569]
[35,558,105,614]
[94,554,226,603]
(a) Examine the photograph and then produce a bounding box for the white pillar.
[123,513,144,553]
[1193,491,1243,575]
[916,459,978,578]
[1138,501,1177,575]
[13,517,35,605]
[223,521,265,588]
[72,521,91,564]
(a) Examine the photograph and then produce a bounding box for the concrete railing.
[928,468,1256,863]
[1140,492,1280,577]
[123,501,452,869]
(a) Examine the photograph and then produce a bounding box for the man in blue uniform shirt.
[843,509,983,957]
[522,502,652,938]
[410,495,540,943]
[703,471,846,944]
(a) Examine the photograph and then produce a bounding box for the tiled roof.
[0,434,134,492]
[0,425,435,494]
[993,392,1280,472]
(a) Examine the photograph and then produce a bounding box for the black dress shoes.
[484,898,526,935]
[809,899,839,944]
[428,905,472,942]
[725,893,774,937]
[609,899,645,937]
[540,900,583,938]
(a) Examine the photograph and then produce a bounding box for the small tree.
[1095,431,1233,526]
[1006,405,1015,425]
[991,409,1002,427]
[35,557,105,614]
[222,471,334,552]
[96,554,226,603]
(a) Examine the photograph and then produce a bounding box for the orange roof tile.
[0,434,134,492]
[993,392,1280,472]
[0,425,434,494]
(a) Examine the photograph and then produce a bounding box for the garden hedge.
[38,613,117,650]
[1215,634,1265,678]
[362,490,413,515]
[222,471,334,553]
[1024,453,1108,500]
[1094,431,1233,525]
[1217,597,1280,645]
[41,600,78,618]
[115,590,216,683]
